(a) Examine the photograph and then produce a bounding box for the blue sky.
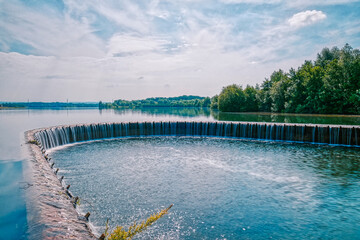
[0,0,359,101]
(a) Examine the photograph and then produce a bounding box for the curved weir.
[35,121,360,150]
[26,121,360,238]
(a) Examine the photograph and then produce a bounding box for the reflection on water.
[109,107,360,125]
[0,160,27,239]
[113,107,211,118]
[212,111,360,125]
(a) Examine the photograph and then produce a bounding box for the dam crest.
[34,121,360,149]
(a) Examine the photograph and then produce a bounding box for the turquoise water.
[50,137,360,239]
[1,108,360,239]
[0,108,210,239]
[0,160,27,239]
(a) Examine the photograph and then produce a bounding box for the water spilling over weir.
[28,121,360,239]
[34,121,360,149]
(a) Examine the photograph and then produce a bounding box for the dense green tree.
[299,61,325,113]
[110,95,210,108]
[315,46,340,67]
[210,95,219,109]
[268,70,289,112]
[213,44,360,114]
[257,79,272,112]
[284,68,306,113]
[201,97,211,107]
[107,44,359,114]
[218,84,246,112]
[243,85,259,112]
[319,44,360,114]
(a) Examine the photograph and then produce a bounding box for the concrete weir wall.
[26,129,96,240]
[25,121,360,238]
[35,121,360,150]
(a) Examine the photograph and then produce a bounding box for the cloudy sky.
[0,0,359,101]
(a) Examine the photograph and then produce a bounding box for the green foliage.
[268,70,289,112]
[103,204,173,240]
[257,78,273,112]
[108,95,210,109]
[244,85,259,112]
[218,84,245,112]
[210,95,219,109]
[214,44,360,114]
[201,97,211,107]
[27,140,39,145]
[217,84,261,112]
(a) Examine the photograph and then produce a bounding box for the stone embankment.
[26,129,96,240]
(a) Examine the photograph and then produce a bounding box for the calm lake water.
[0,107,359,239]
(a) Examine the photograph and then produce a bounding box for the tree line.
[211,44,360,114]
[101,44,359,114]
[101,95,211,109]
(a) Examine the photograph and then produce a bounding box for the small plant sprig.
[100,204,173,240]
[27,140,39,145]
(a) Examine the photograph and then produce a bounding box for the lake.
[0,108,359,239]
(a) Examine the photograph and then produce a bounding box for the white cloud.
[220,0,281,4]
[0,0,358,101]
[107,35,170,57]
[0,21,308,101]
[96,3,150,34]
[220,0,359,7]
[286,0,360,7]
[0,1,105,57]
[288,10,326,28]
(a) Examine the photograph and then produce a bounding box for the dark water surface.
[0,107,359,239]
[50,137,360,239]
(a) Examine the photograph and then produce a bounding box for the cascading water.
[34,122,360,150]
